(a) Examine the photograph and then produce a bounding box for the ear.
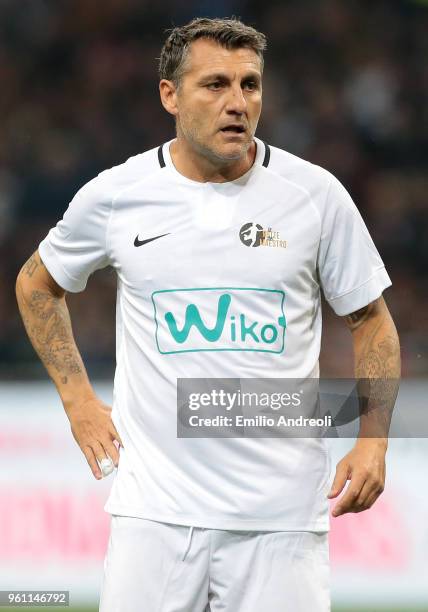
[159,79,179,117]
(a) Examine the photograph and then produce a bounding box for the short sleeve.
[38,176,112,292]
[317,175,391,316]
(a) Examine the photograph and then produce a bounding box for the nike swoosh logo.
[134,233,170,247]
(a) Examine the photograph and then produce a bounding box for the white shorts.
[99,516,330,612]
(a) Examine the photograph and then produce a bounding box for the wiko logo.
[152,288,286,354]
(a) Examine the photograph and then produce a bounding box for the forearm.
[349,303,401,441]
[16,274,96,411]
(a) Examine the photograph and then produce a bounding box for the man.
[16,17,400,612]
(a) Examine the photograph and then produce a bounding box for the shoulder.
[262,141,355,218]
[59,145,165,223]
[90,144,165,201]
[264,141,332,194]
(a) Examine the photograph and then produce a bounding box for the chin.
[213,141,249,161]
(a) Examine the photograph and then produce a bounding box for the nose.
[225,84,247,115]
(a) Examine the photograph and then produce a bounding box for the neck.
[169,136,257,183]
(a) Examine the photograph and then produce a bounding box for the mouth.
[219,124,246,134]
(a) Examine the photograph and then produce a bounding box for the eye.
[207,82,223,90]
[243,80,257,91]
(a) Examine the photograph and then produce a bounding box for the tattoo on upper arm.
[22,253,45,278]
[22,290,82,380]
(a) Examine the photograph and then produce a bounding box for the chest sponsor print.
[151,287,287,354]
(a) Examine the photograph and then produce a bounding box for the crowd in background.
[1,0,427,378]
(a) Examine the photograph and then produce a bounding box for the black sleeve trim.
[262,141,271,168]
[158,145,166,168]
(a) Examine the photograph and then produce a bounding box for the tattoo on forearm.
[19,289,82,382]
[355,318,401,436]
[22,253,45,278]
[356,329,400,379]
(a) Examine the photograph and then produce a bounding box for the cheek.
[251,94,262,112]
[250,100,262,124]
[181,103,204,126]
[178,93,220,134]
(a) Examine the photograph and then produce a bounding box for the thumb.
[327,463,350,498]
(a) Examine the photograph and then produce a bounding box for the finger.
[328,463,350,499]
[110,423,124,448]
[82,445,102,480]
[101,438,120,467]
[332,475,366,517]
[353,478,376,511]
[91,440,108,465]
[91,440,117,477]
[99,456,115,477]
[354,479,384,512]
[363,486,384,511]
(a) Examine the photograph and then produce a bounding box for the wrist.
[355,435,388,451]
[61,384,97,416]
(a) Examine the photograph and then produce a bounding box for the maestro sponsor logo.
[239,222,264,247]
[151,287,287,354]
[239,222,287,249]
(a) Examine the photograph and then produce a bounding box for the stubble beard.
[177,117,251,164]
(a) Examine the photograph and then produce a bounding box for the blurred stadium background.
[1,0,427,610]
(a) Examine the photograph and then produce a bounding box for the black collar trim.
[158,145,166,168]
[262,141,271,168]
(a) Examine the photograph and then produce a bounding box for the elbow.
[15,266,39,302]
[15,254,66,300]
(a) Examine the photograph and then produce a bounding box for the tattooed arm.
[16,251,122,479]
[327,295,400,517]
[16,251,86,392]
[345,296,400,439]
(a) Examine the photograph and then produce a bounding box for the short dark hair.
[158,17,267,87]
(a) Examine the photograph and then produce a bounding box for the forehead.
[184,37,261,76]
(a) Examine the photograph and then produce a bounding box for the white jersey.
[39,137,391,531]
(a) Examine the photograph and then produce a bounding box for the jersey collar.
[158,137,270,186]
